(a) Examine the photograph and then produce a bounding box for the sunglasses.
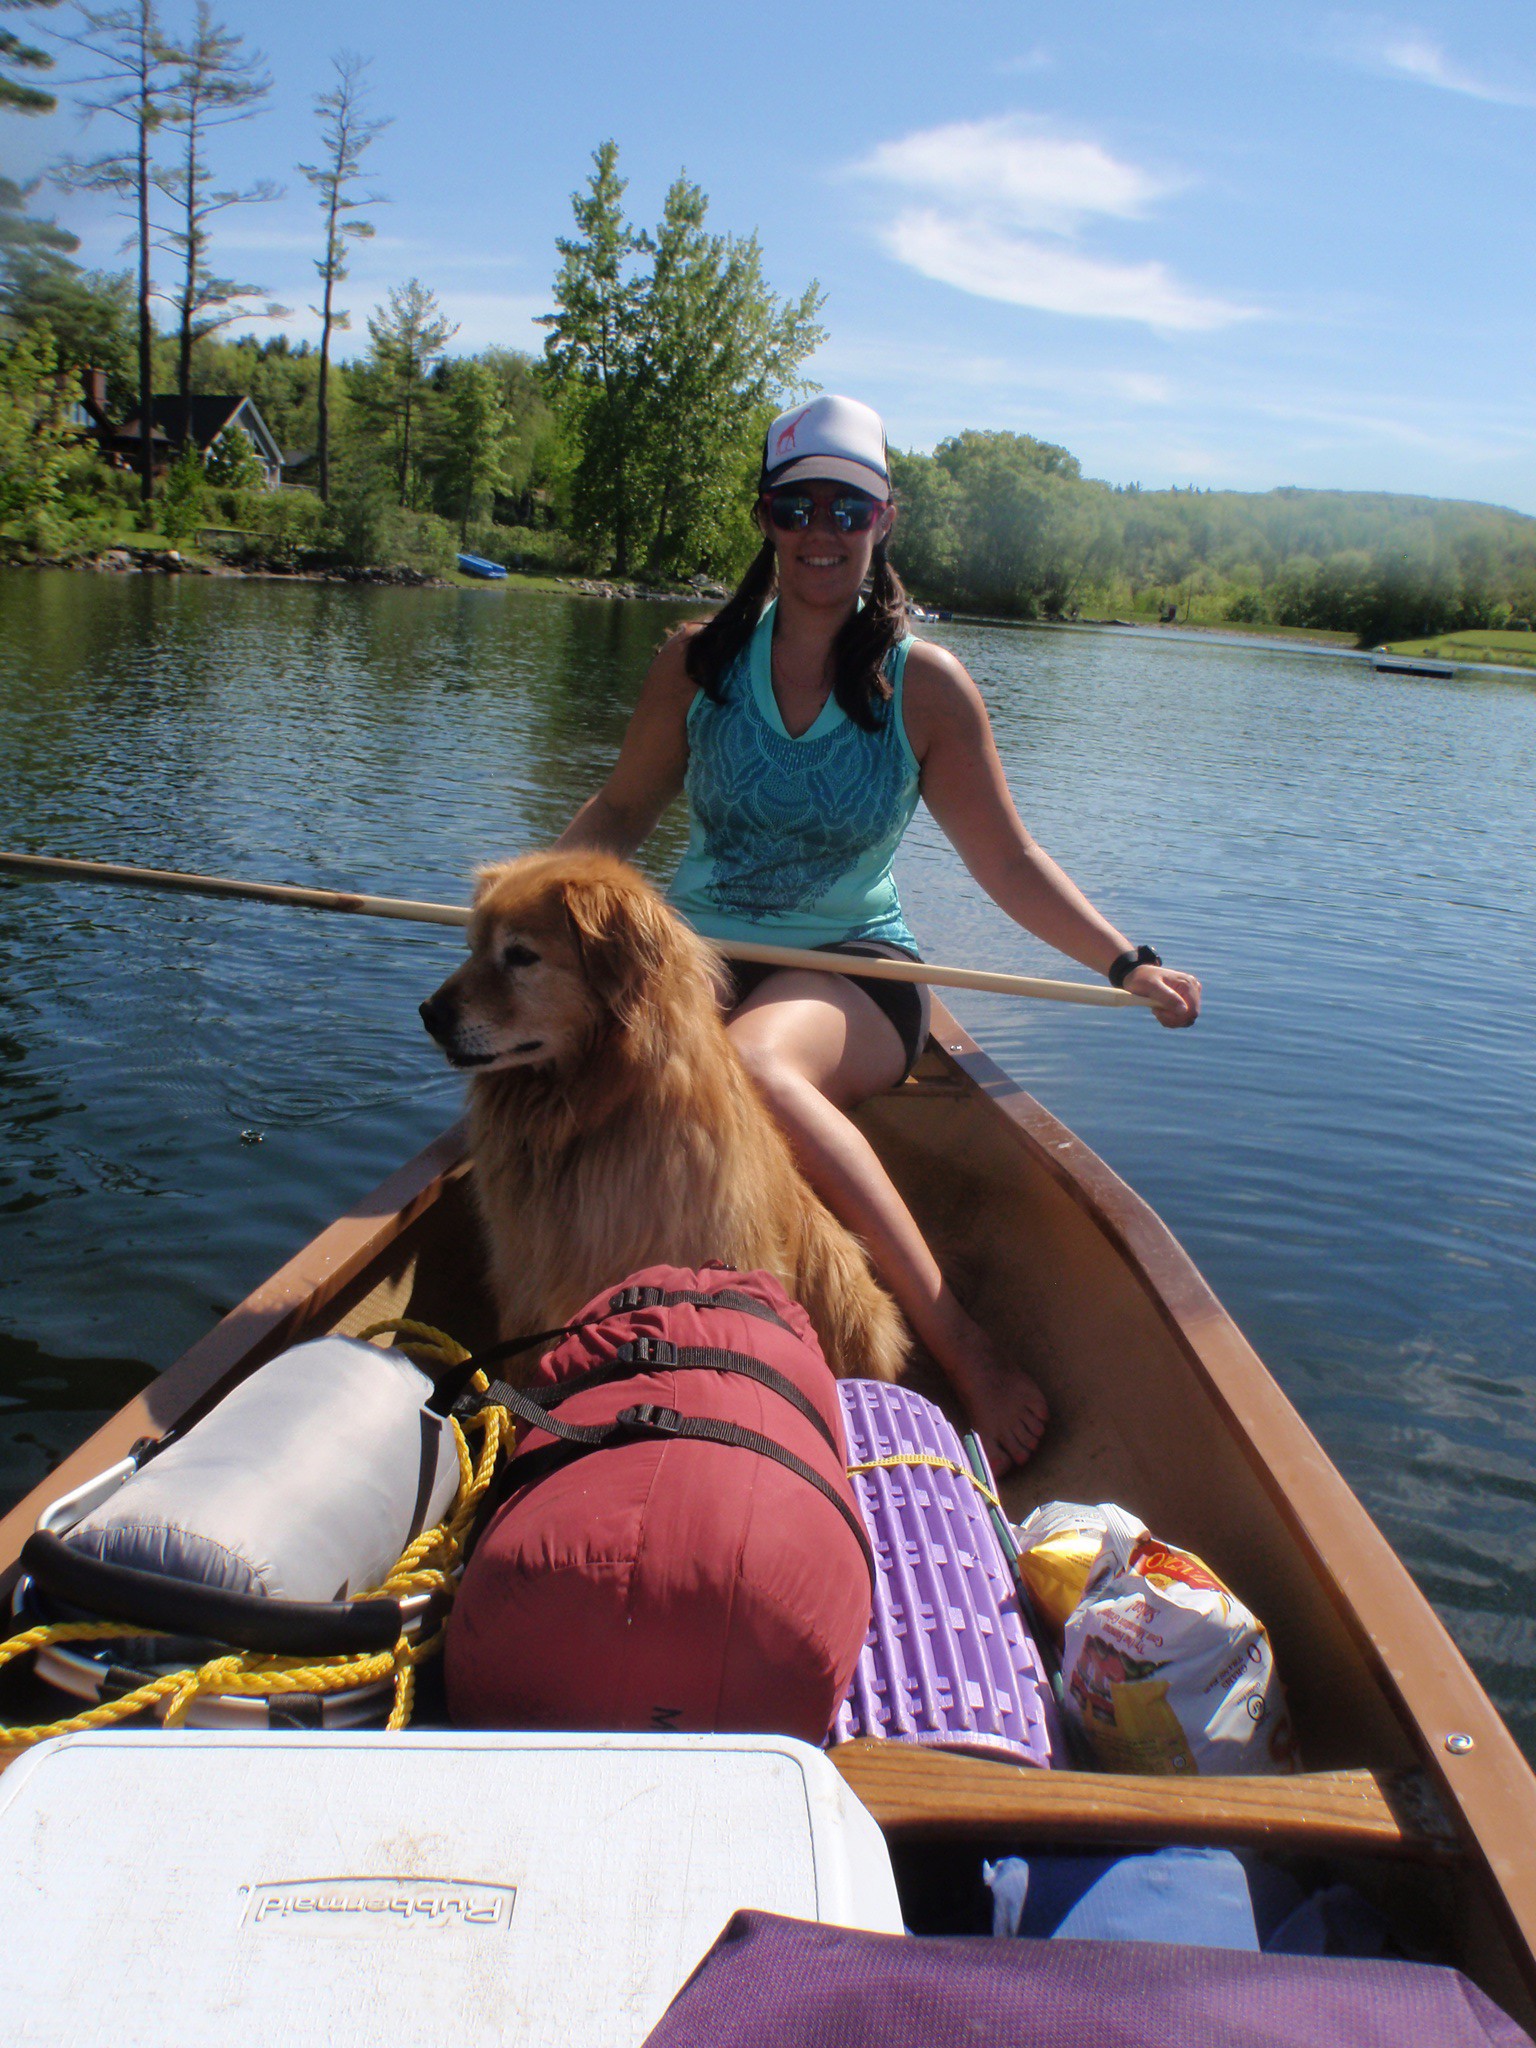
[761,487,884,534]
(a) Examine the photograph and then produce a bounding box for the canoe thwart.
[829,1741,1464,1861]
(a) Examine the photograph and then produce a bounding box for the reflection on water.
[2,571,1534,1757]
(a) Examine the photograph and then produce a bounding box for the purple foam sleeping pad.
[833,1379,1059,1768]
[641,1913,1536,2048]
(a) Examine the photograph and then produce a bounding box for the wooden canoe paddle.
[0,850,1151,1009]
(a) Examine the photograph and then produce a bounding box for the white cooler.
[0,1729,904,2047]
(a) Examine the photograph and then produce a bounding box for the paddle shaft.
[0,850,1149,1009]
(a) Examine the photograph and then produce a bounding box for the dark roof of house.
[113,395,278,456]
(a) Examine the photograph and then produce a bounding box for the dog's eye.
[502,941,540,969]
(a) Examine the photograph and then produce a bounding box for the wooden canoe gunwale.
[0,1121,472,1597]
[0,1005,1532,2011]
[916,1005,1536,2007]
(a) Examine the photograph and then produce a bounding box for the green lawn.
[1385,629,1536,669]
[446,566,571,593]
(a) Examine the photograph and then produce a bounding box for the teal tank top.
[667,601,921,951]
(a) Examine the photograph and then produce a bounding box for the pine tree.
[1,6,80,334]
[0,0,62,113]
[57,1,176,500]
[299,52,388,502]
[356,278,456,507]
[154,3,284,452]
[540,140,647,574]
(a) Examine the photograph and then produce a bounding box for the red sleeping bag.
[444,1265,874,1744]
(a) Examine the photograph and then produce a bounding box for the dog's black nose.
[419,994,454,1045]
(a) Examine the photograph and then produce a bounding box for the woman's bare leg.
[726,971,1049,1474]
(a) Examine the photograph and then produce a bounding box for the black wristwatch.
[1107,944,1161,988]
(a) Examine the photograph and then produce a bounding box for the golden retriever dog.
[419,850,908,1381]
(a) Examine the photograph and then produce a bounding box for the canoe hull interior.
[1,1003,1533,2023]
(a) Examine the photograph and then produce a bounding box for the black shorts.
[721,940,932,1083]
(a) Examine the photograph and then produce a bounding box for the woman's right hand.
[1123,962,1202,1027]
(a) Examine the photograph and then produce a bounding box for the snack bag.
[1042,1502,1297,1776]
[1011,1501,1115,1638]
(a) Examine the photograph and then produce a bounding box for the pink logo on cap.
[774,410,808,457]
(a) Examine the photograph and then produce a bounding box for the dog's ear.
[470,861,516,909]
[561,872,675,1048]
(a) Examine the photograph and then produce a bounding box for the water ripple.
[2,574,1534,1758]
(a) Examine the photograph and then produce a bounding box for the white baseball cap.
[760,394,891,498]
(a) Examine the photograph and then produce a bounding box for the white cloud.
[810,332,1178,411]
[1109,371,1174,405]
[857,116,1168,235]
[882,208,1252,332]
[851,116,1252,332]
[995,48,1055,76]
[1355,25,1536,107]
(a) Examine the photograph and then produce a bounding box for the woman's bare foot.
[936,1313,1049,1479]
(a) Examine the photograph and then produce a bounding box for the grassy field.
[1384,629,1536,669]
[445,566,593,593]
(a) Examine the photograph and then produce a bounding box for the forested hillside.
[892,433,1536,643]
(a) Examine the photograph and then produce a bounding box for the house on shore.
[77,371,284,489]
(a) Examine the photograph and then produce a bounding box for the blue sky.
[8,0,1536,511]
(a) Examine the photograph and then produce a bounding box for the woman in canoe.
[556,394,1201,1473]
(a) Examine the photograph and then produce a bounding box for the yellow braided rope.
[846,1451,1002,1514]
[0,1318,511,1753]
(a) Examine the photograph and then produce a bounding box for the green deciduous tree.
[183,330,326,458]
[299,51,387,502]
[430,355,512,542]
[154,2,284,450]
[542,142,824,579]
[478,344,559,518]
[0,320,72,550]
[636,174,823,579]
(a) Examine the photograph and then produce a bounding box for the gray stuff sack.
[62,1337,461,1603]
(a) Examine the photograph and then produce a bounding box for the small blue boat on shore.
[457,553,508,580]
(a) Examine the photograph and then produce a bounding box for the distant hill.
[892,436,1536,643]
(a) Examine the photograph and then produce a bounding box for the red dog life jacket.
[444,1266,874,1744]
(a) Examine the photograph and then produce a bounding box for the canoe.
[456,552,508,580]
[3,1000,1535,2027]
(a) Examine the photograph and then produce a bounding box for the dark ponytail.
[685,540,778,701]
[684,527,911,731]
[829,540,910,731]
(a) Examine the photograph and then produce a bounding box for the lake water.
[2,569,1534,1759]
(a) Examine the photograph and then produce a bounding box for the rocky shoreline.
[34,545,445,587]
[556,574,727,604]
[20,548,733,600]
